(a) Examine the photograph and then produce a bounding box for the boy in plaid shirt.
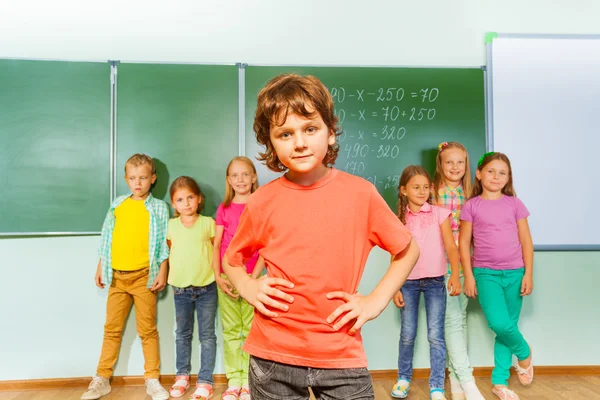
[82,154,170,400]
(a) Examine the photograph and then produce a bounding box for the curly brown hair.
[253,74,342,172]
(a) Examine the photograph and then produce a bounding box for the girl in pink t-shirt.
[392,165,461,400]
[460,152,534,400]
[213,156,263,400]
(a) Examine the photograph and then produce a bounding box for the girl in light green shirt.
[167,176,217,400]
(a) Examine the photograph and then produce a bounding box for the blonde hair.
[471,152,516,198]
[222,156,259,207]
[125,153,156,174]
[253,74,341,172]
[397,165,432,224]
[433,142,472,202]
[169,176,205,216]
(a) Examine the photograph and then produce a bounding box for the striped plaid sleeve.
[155,200,170,264]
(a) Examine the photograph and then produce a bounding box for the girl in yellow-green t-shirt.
[167,176,217,400]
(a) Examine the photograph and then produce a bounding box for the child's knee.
[488,321,516,338]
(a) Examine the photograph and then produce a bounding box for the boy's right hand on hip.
[241,276,295,318]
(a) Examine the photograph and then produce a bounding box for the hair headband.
[438,142,449,152]
[477,151,495,167]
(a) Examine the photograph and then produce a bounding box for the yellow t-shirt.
[111,198,150,271]
[167,216,216,288]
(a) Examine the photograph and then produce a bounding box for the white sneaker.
[145,378,170,400]
[391,379,410,398]
[81,376,111,400]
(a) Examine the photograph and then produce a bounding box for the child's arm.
[250,256,266,279]
[224,255,294,318]
[459,221,477,298]
[518,217,534,296]
[326,238,419,335]
[441,217,462,296]
[150,259,168,292]
[213,226,238,299]
[94,259,105,289]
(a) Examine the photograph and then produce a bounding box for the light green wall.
[0,236,598,379]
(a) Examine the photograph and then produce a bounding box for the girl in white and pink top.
[392,165,461,400]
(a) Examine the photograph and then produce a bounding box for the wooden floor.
[1,375,599,399]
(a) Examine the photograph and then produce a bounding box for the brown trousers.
[96,268,160,379]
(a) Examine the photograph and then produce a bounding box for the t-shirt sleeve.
[436,206,452,225]
[208,217,216,239]
[460,199,474,222]
[215,204,224,226]
[224,204,258,268]
[167,218,174,241]
[367,185,412,256]
[514,197,530,220]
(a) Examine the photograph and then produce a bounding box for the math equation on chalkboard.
[330,86,439,193]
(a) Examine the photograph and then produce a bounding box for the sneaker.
[145,378,169,400]
[514,348,534,386]
[190,383,213,400]
[170,375,191,398]
[449,375,465,400]
[391,379,410,398]
[430,388,447,400]
[492,386,519,400]
[222,386,241,400]
[239,385,251,400]
[81,376,111,400]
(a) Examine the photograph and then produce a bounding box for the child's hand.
[393,291,405,308]
[216,275,239,299]
[95,261,105,289]
[94,267,105,289]
[325,291,386,335]
[239,275,295,318]
[521,273,533,296]
[464,276,477,298]
[448,275,462,296]
[150,271,167,293]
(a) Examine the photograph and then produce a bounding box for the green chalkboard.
[0,59,111,234]
[116,63,239,217]
[245,66,485,210]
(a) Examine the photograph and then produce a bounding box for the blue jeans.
[397,276,447,389]
[249,356,374,400]
[174,282,218,384]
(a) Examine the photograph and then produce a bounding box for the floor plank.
[0,375,598,399]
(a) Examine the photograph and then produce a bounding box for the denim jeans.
[249,356,374,400]
[174,282,218,384]
[397,276,447,389]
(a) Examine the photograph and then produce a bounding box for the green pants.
[474,268,531,386]
[218,282,254,387]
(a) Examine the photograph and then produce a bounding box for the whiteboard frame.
[485,33,600,251]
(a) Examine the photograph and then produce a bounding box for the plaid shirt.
[435,185,465,277]
[98,193,170,288]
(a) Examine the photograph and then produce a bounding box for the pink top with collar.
[404,202,451,280]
